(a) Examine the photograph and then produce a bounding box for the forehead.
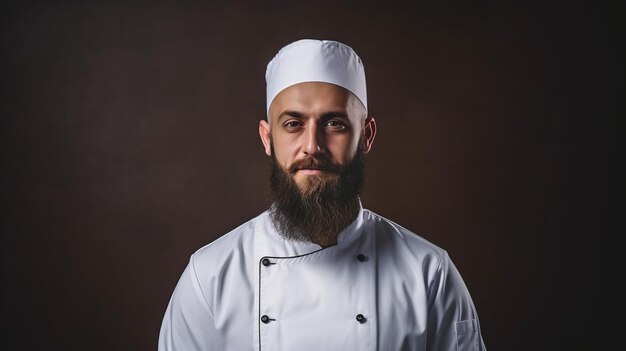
[268,82,362,120]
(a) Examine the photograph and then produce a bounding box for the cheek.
[328,135,358,164]
[272,138,299,166]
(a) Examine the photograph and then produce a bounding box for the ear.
[259,119,272,156]
[363,116,377,154]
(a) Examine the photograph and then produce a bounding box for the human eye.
[283,120,303,130]
[324,120,346,130]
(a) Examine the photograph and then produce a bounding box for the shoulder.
[363,209,447,268]
[189,211,267,274]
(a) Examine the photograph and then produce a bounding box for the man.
[159,39,486,351]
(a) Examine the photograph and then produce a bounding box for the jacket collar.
[255,200,366,258]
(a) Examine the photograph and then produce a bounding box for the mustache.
[287,157,342,175]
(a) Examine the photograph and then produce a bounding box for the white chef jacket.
[159,206,486,350]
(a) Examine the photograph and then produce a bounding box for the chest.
[213,230,430,350]
[257,245,376,351]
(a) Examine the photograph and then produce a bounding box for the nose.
[302,123,325,156]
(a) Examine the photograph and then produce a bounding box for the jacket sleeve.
[158,255,220,351]
[426,251,486,351]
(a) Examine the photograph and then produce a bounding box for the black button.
[356,254,368,262]
[356,314,366,323]
[262,258,271,266]
[261,315,270,324]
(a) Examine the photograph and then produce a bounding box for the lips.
[289,158,340,174]
[298,167,327,171]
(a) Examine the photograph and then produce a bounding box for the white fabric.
[159,207,486,350]
[265,39,367,113]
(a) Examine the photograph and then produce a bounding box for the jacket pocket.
[455,319,480,351]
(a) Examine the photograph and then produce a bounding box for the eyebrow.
[277,110,304,121]
[320,111,349,120]
[276,110,349,121]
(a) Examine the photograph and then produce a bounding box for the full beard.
[268,142,366,247]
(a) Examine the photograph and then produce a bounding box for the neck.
[312,237,338,248]
[268,196,360,247]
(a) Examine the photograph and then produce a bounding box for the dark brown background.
[1,0,622,350]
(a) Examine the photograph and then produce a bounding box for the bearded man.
[158,39,486,351]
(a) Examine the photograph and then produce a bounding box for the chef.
[158,39,487,351]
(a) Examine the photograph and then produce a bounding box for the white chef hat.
[265,39,367,114]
